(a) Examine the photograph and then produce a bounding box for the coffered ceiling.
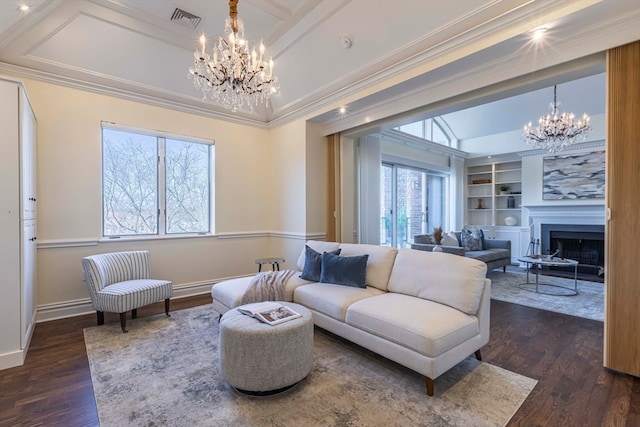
[1,0,638,141]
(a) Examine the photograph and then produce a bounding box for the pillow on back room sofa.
[461,230,483,251]
[442,232,459,247]
[300,245,342,282]
[320,252,369,288]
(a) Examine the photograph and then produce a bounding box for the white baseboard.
[0,349,27,370]
[35,276,249,323]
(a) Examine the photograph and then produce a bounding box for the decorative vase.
[504,216,517,226]
[507,196,516,208]
[433,244,443,252]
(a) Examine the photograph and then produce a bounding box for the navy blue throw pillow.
[319,252,369,288]
[299,245,341,282]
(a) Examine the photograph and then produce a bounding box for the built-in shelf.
[466,160,522,228]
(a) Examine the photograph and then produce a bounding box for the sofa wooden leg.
[131,308,137,319]
[425,377,434,396]
[475,349,483,361]
[165,298,171,317]
[503,265,506,272]
[96,311,104,326]
[120,313,128,333]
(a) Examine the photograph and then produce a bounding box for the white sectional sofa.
[211,241,490,396]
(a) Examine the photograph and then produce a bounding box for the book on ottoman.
[237,302,302,326]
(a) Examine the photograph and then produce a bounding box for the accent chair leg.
[131,308,137,319]
[165,298,171,317]
[475,349,483,361]
[96,311,104,326]
[425,377,434,396]
[120,313,128,333]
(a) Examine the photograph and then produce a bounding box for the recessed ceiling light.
[337,105,348,118]
[532,27,548,42]
[17,2,31,13]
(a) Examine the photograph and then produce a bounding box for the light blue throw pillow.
[320,252,369,288]
[299,245,342,282]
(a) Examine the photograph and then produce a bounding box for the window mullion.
[158,137,167,235]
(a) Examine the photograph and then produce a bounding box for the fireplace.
[541,224,605,280]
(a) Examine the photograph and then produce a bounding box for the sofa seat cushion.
[345,293,479,358]
[465,249,510,263]
[388,249,487,315]
[211,274,312,310]
[294,283,385,321]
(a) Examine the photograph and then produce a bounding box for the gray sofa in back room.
[411,231,511,273]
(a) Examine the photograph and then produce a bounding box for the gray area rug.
[488,270,604,321]
[85,305,537,427]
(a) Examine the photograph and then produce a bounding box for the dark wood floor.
[1,296,638,427]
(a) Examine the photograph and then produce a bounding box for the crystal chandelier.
[522,85,591,153]
[188,0,279,112]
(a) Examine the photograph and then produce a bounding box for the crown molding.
[0,62,270,129]
[307,9,639,135]
[517,140,605,157]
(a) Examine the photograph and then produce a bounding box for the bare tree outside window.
[103,129,158,235]
[102,127,213,237]
[165,139,210,234]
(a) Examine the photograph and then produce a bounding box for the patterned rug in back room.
[488,270,604,321]
[85,304,537,427]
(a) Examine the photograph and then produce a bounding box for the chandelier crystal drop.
[188,0,279,112]
[522,85,591,153]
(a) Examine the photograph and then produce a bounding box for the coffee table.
[517,256,580,296]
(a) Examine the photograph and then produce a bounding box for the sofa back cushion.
[296,240,341,271]
[388,249,487,314]
[338,243,398,291]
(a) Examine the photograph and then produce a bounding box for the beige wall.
[305,122,328,236]
[12,77,320,319]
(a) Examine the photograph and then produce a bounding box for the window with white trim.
[101,125,214,237]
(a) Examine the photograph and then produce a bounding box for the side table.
[255,257,285,272]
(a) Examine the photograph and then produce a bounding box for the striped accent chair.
[82,251,173,332]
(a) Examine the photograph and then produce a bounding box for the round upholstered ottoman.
[219,302,313,394]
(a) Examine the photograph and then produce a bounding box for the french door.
[381,163,447,248]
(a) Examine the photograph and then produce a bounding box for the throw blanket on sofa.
[239,269,296,305]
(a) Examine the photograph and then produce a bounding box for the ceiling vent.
[170,8,201,29]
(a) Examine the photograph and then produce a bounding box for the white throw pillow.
[443,232,459,247]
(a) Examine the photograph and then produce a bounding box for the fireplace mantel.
[523,204,606,244]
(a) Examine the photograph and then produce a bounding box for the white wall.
[14,76,299,320]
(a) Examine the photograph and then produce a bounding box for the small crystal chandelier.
[522,85,591,153]
[188,0,279,112]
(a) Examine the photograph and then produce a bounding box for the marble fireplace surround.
[523,204,606,254]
